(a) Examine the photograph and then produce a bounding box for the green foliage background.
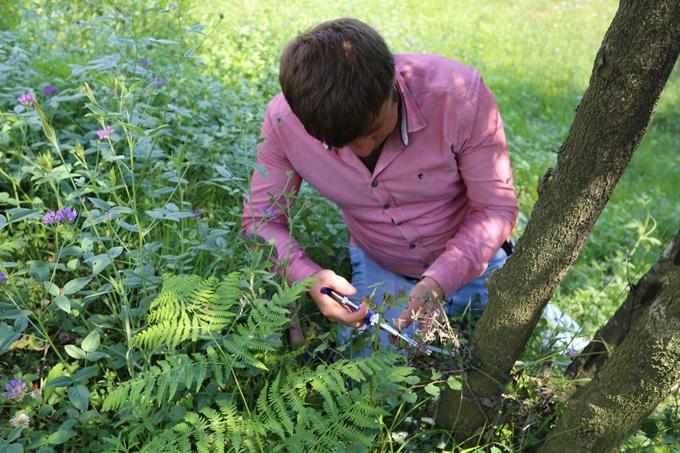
[0,0,678,451]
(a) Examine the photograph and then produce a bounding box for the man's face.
[347,96,399,157]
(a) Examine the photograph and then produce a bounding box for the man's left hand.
[394,277,446,339]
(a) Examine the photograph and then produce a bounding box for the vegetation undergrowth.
[0,1,678,451]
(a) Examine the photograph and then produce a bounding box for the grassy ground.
[1,0,678,450]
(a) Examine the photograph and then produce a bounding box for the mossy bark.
[564,259,667,379]
[436,0,680,437]
[539,231,680,452]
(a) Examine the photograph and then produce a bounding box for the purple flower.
[42,85,58,96]
[18,92,34,105]
[139,59,152,67]
[42,210,59,225]
[59,207,77,222]
[565,348,577,357]
[3,379,27,400]
[192,209,205,217]
[0,271,6,284]
[42,208,78,225]
[258,206,278,217]
[152,77,167,87]
[97,125,114,140]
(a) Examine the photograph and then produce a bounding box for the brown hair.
[279,18,395,148]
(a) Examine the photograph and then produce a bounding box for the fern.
[139,353,412,451]
[135,273,240,350]
[103,273,416,451]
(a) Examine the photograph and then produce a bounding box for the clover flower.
[97,125,114,140]
[42,85,58,96]
[10,412,30,429]
[152,77,167,87]
[139,59,152,67]
[42,208,78,225]
[258,206,278,217]
[18,92,34,105]
[56,207,77,223]
[3,379,27,400]
[0,271,6,284]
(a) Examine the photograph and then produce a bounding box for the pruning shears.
[321,287,455,358]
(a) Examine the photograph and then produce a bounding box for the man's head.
[279,18,396,152]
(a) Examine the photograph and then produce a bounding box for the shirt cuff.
[284,257,323,287]
[421,247,470,297]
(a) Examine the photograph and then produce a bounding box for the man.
[241,18,518,355]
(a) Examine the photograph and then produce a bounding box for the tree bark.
[436,0,680,437]
[564,268,658,379]
[539,230,680,453]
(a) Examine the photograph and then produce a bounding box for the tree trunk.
[539,230,680,453]
[564,268,657,379]
[436,0,680,437]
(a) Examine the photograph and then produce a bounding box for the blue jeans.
[336,246,508,357]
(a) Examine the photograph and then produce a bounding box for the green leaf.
[404,375,420,385]
[13,316,28,332]
[91,254,112,275]
[7,208,40,223]
[86,351,109,362]
[63,277,92,295]
[424,383,440,398]
[402,392,417,403]
[81,330,100,352]
[54,295,71,313]
[68,385,89,411]
[43,281,61,297]
[45,376,73,388]
[0,322,21,354]
[47,430,75,445]
[65,345,86,360]
[5,444,24,453]
[447,376,462,391]
[73,366,99,382]
[7,426,23,442]
[0,214,7,231]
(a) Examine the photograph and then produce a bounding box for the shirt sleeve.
[422,74,518,296]
[241,104,322,285]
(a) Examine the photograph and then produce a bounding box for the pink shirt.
[242,53,518,296]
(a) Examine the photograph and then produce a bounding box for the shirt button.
[409,243,416,250]
[383,204,390,210]
[371,180,378,188]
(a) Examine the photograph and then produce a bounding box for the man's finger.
[332,300,368,327]
[394,303,417,331]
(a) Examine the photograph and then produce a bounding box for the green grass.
[1,0,678,450]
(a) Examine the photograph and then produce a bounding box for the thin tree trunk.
[539,230,680,453]
[436,0,680,436]
[564,271,657,379]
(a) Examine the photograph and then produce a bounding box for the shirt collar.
[394,69,428,137]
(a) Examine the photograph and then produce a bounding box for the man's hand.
[394,277,446,339]
[309,269,369,328]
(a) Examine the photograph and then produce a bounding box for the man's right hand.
[309,269,368,328]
